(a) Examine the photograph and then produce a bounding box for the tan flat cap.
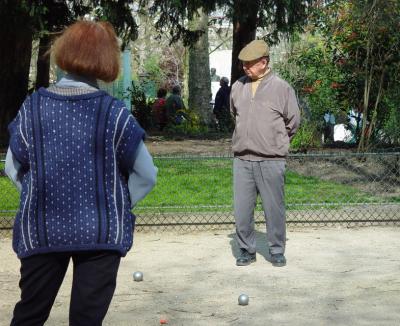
[238,40,269,61]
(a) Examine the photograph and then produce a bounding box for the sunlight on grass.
[135,158,393,212]
[1,158,397,214]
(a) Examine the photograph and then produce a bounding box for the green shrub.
[382,95,400,145]
[165,108,208,136]
[290,121,321,151]
[129,82,154,130]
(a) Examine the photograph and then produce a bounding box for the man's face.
[242,57,268,80]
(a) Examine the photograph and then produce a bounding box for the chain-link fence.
[1,152,399,235]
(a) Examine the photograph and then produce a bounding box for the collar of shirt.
[251,68,271,96]
[252,67,271,82]
[56,73,99,89]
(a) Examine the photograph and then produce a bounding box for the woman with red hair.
[5,21,157,325]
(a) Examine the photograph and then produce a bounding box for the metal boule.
[133,271,143,282]
[238,294,249,305]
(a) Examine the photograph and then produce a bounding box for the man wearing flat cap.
[230,39,300,267]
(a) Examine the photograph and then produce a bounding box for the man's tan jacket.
[230,71,300,160]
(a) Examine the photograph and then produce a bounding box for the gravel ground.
[1,226,400,325]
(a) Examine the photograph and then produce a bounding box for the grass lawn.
[136,158,394,212]
[1,158,397,214]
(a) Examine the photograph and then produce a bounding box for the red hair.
[52,21,120,82]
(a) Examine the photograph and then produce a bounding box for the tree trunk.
[0,4,33,146]
[188,8,212,125]
[230,0,259,84]
[366,68,385,149]
[35,34,52,89]
[358,40,373,152]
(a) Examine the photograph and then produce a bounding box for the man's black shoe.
[236,249,256,266]
[270,253,286,267]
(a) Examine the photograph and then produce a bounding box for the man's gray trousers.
[233,158,286,255]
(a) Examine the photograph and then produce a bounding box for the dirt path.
[1,226,400,325]
[145,137,232,155]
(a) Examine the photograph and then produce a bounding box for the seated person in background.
[165,85,186,125]
[152,88,167,131]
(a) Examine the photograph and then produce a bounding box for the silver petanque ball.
[238,294,249,306]
[133,271,143,282]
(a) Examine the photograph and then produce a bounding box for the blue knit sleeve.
[8,99,30,168]
[115,108,146,173]
[128,141,157,208]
